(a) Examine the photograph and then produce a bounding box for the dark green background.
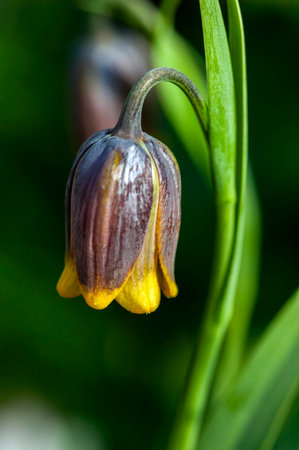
[0,1,298,449]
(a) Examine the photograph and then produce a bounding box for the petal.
[57,130,110,301]
[144,134,181,298]
[80,284,124,310]
[116,263,160,314]
[65,129,110,255]
[116,152,160,314]
[72,136,154,309]
[56,255,81,298]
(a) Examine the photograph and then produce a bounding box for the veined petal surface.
[72,136,154,309]
[116,151,160,314]
[65,129,110,253]
[58,130,111,299]
[144,133,181,298]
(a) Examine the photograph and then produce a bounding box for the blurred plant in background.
[0,397,103,450]
[69,19,156,145]
[0,0,298,449]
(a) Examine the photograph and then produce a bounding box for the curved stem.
[168,0,249,447]
[112,67,208,139]
[111,66,237,450]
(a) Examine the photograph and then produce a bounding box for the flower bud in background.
[57,128,180,314]
[70,21,156,145]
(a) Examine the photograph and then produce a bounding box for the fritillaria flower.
[57,67,208,313]
[57,67,208,314]
[57,127,181,314]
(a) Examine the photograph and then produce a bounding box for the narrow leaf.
[199,0,236,203]
[168,2,237,449]
[198,289,299,450]
[213,0,253,390]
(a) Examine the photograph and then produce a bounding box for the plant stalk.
[112,67,208,139]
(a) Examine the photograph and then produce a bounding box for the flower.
[57,129,181,314]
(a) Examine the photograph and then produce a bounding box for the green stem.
[206,202,236,312]
[167,201,236,450]
[168,0,241,447]
[112,67,208,139]
[111,65,238,450]
[170,178,244,450]
[214,171,261,395]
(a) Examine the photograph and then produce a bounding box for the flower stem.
[167,199,236,450]
[112,66,239,450]
[167,0,242,445]
[112,67,208,139]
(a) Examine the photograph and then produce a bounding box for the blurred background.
[0,0,298,449]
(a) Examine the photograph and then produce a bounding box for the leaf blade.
[212,0,254,391]
[198,288,299,450]
[199,0,236,203]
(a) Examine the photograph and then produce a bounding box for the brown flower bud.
[57,129,180,314]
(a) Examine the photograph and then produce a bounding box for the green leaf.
[259,378,299,450]
[227,0,247,208]
[212,0,253,391]
[198,288,299,450]
[168,2,238,449]
[198,0,237,313]
[199,0,236,204]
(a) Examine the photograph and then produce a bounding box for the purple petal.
[144,133,181,297]
[65,129,111,254]
[72,136,154,292]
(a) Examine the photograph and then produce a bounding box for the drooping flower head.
[57,69,181,313]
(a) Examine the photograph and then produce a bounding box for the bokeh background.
[0,1,298,449]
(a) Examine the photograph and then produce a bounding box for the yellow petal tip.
[158,261,178,298]
[80,286,119,310]
[57,259,81,298]
[117,270,161,314]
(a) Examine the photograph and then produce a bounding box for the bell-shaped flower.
[57,129,181,314]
